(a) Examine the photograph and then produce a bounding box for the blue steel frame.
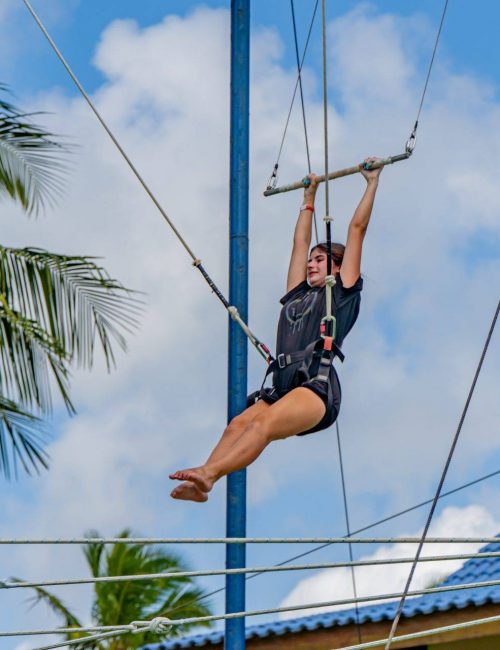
[225,1,250,649]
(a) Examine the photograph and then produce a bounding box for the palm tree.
[0,86,139,478]
[26,530,213,648]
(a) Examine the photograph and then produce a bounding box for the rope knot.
[130,617,173,636]
[323,214,333,224]
[149,617,173,634]
[228,306,239,321]
[325,274,336,287]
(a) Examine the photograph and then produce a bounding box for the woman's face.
[307,249,340,287]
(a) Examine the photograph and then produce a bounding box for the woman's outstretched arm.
[286,175,318,292]
[340,158,382,288]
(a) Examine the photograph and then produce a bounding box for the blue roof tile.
[145,539,500,649]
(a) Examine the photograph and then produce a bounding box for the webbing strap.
[321,274,337,342]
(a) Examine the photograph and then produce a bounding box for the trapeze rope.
[289,0,319,244]
[336,419,362,643]
[318,0,360,639]
[265,0,451,198]
[384,298,499,649]
[266,0,319,192]
[405,0,450,154]
[22,0,273,364]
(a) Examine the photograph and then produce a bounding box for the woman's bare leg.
[170,399,269,500]
[170,387,326,499]
[205,399,270,465]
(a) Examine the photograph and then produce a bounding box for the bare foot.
[171,481,208,503]
[169,467,213,493]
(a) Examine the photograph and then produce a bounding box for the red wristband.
[300,203,315,212]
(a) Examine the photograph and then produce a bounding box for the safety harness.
[253,270,344,409]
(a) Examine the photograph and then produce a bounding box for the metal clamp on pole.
[263,153,411,197]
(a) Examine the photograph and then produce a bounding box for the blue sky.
[7,1,500,99]
[0,1,499,648]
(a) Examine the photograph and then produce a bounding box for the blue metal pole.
[225,1,249,649]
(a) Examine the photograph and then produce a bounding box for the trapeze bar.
[263,152,410,197]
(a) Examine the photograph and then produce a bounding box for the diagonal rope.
[406,0,449,152]
[384,298,500,650]
[338,614,500,650]
[5,550,500,591]
[290,0,319,243]
[267,0,319,190]
[5,580,500,649]
[336,419,362,644]
[21,0,272,364]
[153,469,500,619]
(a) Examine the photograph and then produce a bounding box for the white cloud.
[279,504,500,619]
[0,3,499,645]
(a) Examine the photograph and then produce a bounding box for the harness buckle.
[277,353,286,369]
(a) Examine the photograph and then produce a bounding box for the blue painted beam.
[225,1,250,649]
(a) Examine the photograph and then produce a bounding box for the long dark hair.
[310,242,345,268]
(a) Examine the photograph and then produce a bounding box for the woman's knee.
[225,412,250,437]
[247,414,279,444]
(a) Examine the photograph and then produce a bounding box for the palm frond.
[19,581,101,649]
[83,529,106,579]
[83,530,213,647]
[0,397,50,479]
[0,246,141,373]
[0,297,73,414]
[0,85,67,215]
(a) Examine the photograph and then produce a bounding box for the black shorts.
[255,372,341,436]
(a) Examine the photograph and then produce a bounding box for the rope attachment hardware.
[266,163,279,191]
[228,306,273,364]
[405,121,418,155]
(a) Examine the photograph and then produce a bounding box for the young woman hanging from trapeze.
[170,159,383,502]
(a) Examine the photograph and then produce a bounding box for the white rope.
[3,550,500,591]
[0,535,498,545]
[321,0,331,220]
[338,613,500,650]
[22,0,273,366]
[4,578,500,641]
[384,298,499,650]
[31,618,173,650]
[34,629,134,650]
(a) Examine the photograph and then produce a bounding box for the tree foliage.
[0,87,140,478]
[24,530,213,649]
